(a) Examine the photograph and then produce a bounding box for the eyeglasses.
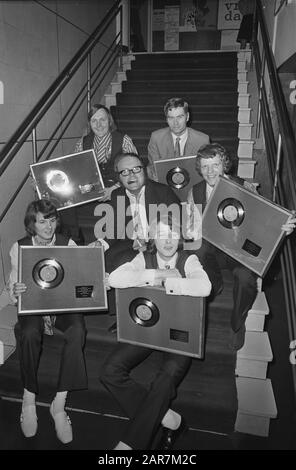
[118,166,143,177]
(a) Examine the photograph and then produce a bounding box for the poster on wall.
[164,6,179,50]
[152,9,164,31]
[217,0,242,30]
[180,0,218,31]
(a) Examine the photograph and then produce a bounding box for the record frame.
[154,155,203,201]
[18,246,108,314]
[202,176,292,277]
[30,150,105,211]
[116,286,205,358]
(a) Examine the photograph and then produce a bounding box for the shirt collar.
[32,234,56,246]
[171,128,188,143]
[126,185,146,201]
[156,251,178,269]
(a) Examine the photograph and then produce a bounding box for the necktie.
[94,133,112,165]
[133,194,146,251]
[174,137,181,158]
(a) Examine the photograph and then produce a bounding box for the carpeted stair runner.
[0,270,237,435]
[111,51,239,157]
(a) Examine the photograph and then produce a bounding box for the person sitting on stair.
[187,143,296,350]
[100,214,211,450]
[147,97,210,180]
[8,199,87,444]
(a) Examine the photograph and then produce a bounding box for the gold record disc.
[32,258,64,289]
[166,166,190,189]
[129,297,160,327]
[217,198,245,229]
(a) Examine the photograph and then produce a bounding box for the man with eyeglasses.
[96,152,181,274]
[147,97,210,180]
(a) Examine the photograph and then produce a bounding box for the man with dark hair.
[9,199,87,443]
[147,97,209,180]
[94,152,181,274]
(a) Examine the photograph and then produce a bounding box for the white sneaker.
[50,402,73,444]
[20,405,38,437]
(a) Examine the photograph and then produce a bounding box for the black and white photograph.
[0,0,295,458]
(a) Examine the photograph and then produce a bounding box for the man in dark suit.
[148,97,209,180]
[188,143,296,350]
[93,152,181,333]
[94,152,181,273]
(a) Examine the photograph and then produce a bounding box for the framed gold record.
[155,155,202,201]
[129,297,160,327]
[30,150,105,211]
[166,166,190,189]
[217,197,245,229]
[202,176,292,277]
[32,258,64,289]
[116,286,205,358]
[18,246,108,314]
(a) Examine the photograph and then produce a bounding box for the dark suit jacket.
[190,176,247,297]
[192,176,245,212]
[148,127,210,178]
[99,179,181,271]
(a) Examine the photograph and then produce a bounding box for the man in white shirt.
[147,97,209,180]
[94,152,181,274]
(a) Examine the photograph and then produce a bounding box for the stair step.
[246,293,268,331]
[127,69,238,79]
[238,94,250,107]
[238,332,273,363]
[0,305,17,349]
[246,292,269,332]
[114,112,239,121]
[249,292,269,316]
[116,92,238,106]
[0,342,15,365]
[122,127,238,139]
[122,81,238,92]
[237,158,256,179]
[235,377,277,436]
[238,140,255,158]
[235,332,272,379]
[238,123,253,140]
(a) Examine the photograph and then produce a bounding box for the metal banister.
[253,0,296,400]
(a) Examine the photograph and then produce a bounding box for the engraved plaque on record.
[18,246,108,315]
[202,176,292,277]
[30,150,105,211]
[154,155,203,202]
[116,286,205,358]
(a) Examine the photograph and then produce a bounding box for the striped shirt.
[74,133,138,159]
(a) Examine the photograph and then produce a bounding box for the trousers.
[100,342,191,449]
[15,313,87,394]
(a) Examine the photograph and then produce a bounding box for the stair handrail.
[254,1,296,400]
[0,0,121,176]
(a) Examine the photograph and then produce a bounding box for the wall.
[0,0,118,301]
[261,0,296,68]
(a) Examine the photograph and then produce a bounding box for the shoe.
[50,402,73,444]
[229,325,246,351]
[20,404,38,437]
[108,321,117,334]
[157,416,188,450]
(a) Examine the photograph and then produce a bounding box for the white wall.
[261,0,296,67]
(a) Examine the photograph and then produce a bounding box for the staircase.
[0,49,278,441]
[109,51,240,159]
[0,269,238,435]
